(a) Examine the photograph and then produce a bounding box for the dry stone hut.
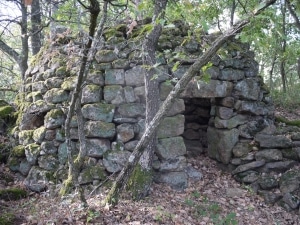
[9,20,300,211]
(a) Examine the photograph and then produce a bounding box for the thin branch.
[286,0,300,30]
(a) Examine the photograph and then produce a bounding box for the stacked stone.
[11,19,300,211]
[12,21,194,191]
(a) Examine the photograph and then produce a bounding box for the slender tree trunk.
[127,0,168,200]
[280,0,287,93]
[31,0,42,55]
[298,58,300,80]
[104,0,277,206]
[230,0,236,27]
[20,2,29,80]
[269,55,277,91]
[60,0,101,198]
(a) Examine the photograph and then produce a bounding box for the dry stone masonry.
[9,20,300,212]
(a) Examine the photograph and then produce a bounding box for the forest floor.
[1,106,300,225]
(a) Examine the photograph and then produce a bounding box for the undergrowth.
[272,87,300,110]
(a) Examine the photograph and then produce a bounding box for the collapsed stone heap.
[8,20,300,212]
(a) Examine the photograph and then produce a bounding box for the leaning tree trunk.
[280,0,287,93]
[104,0,277,206]
[127,0,168,200]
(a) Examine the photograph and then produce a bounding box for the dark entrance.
[182,98,212,156]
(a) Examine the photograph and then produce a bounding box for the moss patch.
[0,188,27,201]
[0,106,14,119]
[127,164,153,201]
[275,116,300,127]
[0,212,16,225]
[11,145,26,157]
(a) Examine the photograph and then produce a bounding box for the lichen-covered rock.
[123,86,137,103]
[158,156,187,172]
[116,123,135,143]
[232,160,265,175]
[61,76,77,90]
[25,143,41,165]
[44,77,64,89]
[38,155,59,171]
[279,170,300,194]
[19,159,32,176]
[156,136,186,160]
[78,165,106,184]
[233,78,260,100]
[86,138,110,158]
[155,171,188,190]
[24,166,51,192]
[85,121,115,138]
[81,84,102,104]
[26,100,55,114]
[103,85,125,104]
[82,103,115,122]
[44,109,65,129]
[86,71,104,85]
[103,150,131,173]
[125,66,145,86]
[165,99,185,117]
[261,161,297,173]
[219,68,245,81]
[207,127,239,164]
[239,101,273,116]
[232,142,252,157]
[181,79,233,98]
[105,69,125,85]
[33,126,46,144]
[95,50,118,63]
[258,176,279,190]
[117,103,145,117]
[40,141,57,155]
[31,81,48,93]
[214,114,248,129]
[255,149,283,162]
[215,106,234,120]
[255,134,292,148]
[44,88,69,103]
[19,130,34,145]
[157,115,185,138]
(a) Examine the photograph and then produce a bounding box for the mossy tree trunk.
[60,0,107,202]
[127,0,168,200]
[105,0,277,206]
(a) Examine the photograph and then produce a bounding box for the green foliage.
[271,85,300,109]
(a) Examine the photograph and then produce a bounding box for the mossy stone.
[11,145,26,157]
[19,130,34,145]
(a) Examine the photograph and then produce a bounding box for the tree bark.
[269,54,277,91]
[280,0,287,92]
[105,0,277,206]
[127,0,168,200]
[31,0,42,55]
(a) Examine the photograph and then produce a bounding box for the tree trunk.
[269,55,277,91]
[104,0,277,206]
[19,2,29,81]
[280,0,287,93]
[298,58,300,80]
[60,0,101,198]
[127,0,168,200]
[31,0,42,55]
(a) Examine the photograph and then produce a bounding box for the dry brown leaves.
[1,153,299,225]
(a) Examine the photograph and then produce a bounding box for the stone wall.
[8,20,300,211]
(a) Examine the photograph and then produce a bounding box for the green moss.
[7,157,20,171]
[11,145,26,157]
[0,213,15,225]
[45,109,64,120]
[19,130,34,142]
[0,106,14,119]
[275,116,300,127]
[0,188,27,201]
[127,164,153,201]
